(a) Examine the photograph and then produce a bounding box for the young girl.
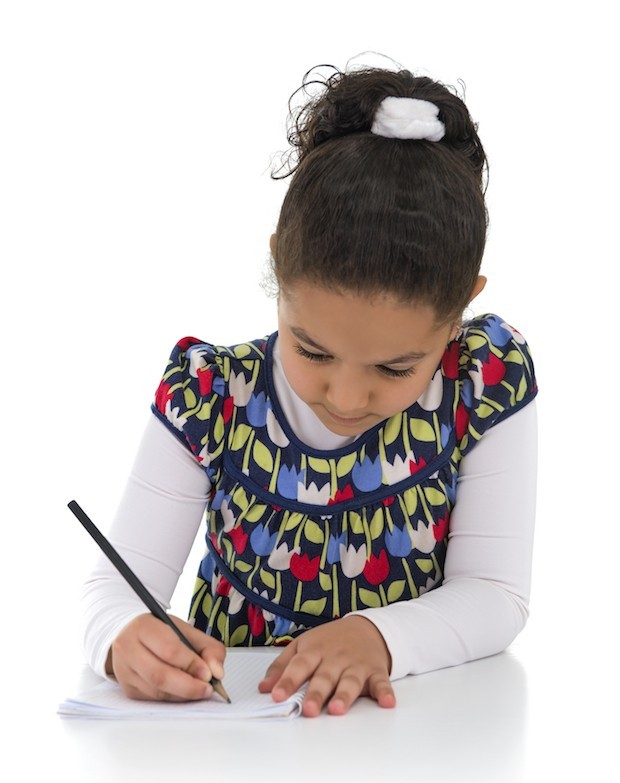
[81,62,538,717]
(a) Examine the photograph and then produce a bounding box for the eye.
[378,366,415,378]
[294,344,330,362]
[294,343,415,377]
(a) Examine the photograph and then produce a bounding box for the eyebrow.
[290,326,428,364]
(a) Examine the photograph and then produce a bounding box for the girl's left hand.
[258,615,396,717]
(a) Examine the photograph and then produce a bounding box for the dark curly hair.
[269,62,488,324]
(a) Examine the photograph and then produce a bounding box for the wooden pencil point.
[212,679,231,703]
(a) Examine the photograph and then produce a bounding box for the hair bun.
[273,63,486,187]
[271,59,488,323]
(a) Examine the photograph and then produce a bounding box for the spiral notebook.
[58,650,306,720]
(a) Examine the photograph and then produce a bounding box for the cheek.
[381,369,439,413]
[383,382,423,412]
[281,350,321,402]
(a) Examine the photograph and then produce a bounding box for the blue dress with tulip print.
[151,314,537,646]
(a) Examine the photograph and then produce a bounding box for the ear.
[448,323,462,343]
[469,275,487,303]
[269,233,277,257]
[448,276,488,342]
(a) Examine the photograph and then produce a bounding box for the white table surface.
[6,631,617,783]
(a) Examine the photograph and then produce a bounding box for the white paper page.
[59,650,306,720]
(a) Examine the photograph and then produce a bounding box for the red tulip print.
[198,367,214,396]
[222,395,234,423]
[409,456,427,474]
[247,603,265,636]
[289,552,321,581]
[155,382,172,414]
[442,341,460,379]
[216,575,232,596]
[328,484,354,505]
[363,550,390,585]
[433,514,449,542]
[229,526,248,554]
[178,337,200,351]
[481,353,506,385]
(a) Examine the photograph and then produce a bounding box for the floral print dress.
[152,314,537,647]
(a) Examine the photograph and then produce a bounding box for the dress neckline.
[264,331,388,459]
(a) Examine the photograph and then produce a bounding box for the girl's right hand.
[106,613,226,702]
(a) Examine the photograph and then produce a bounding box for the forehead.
[278,282,447,361]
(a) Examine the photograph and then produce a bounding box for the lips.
[326,409,368,425]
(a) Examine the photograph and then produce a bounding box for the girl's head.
[269,63,488,328]
[270,61,489,435]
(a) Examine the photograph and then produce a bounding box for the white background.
[1,1,617,780]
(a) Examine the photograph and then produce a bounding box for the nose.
[325,365,370,415]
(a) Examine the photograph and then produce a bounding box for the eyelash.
[293,344,416,378]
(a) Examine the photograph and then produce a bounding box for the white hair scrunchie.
[371,97,445,142]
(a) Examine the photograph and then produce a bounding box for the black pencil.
[68,499,230,703]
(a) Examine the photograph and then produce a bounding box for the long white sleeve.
[81,399,536,679]
[80,420,211,677]
[354,401,538,679]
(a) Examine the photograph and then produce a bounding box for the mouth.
[326,409,368,426]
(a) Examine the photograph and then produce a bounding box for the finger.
[112,642,213,702]
[170,617,227,681]
[301,664,348,717]
[312,665,368,716]
[130,639,214,702]
[269,650,324,705]
[122,660,214,703]
[271,650,332,714]
[257,642,298,693]
[139,622,214,682]
[366,670,396,709]
[115,621,215,700]
[199,650,225,682]
[326,669,395,715]
[176,617,227,659]
[324,669,396,715]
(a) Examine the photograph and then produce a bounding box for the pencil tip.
[212,680,231,704]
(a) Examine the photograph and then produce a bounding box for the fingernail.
[203,683,213,698]
[196,666,211,682]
